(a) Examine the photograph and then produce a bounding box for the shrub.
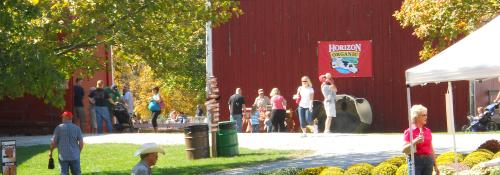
[437,163,469,175]
[475,148,495,156]
[299,166,327,175]
[371,163,398,175]
[382,156,406,167]
[466,151,494,160]
[345,163,374,175]
[477,139,500,153]
[395,164,408,175]
[462,155,490,168]
[253,168,305,175]
[319,167,344,175]
[468,163,500,175]
[494,151,500,159]
[436,152,464,165]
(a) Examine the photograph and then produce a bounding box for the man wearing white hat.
[131,143,165,175]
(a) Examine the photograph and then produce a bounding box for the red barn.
[212,0,469,132]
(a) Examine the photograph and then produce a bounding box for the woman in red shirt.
[403,104,440,175]
[270,88,287,132]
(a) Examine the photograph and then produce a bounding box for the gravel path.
[1,132,497,174]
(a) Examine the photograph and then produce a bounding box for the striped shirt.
[52,120,83,161]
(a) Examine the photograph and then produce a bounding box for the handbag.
[48,156,54,169]
[148,101,161,111]
[159,101,166,109]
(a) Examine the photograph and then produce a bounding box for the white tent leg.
[406,86,415,175]
[447,82,458,164]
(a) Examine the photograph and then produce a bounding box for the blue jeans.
[95,106,113,134]
[59,159,81,175]
[230,114,243,132]
[407,155,434,175]
[298,107,312,128]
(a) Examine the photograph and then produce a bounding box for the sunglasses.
[302,81,308,82]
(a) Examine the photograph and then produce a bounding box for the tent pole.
[448,82,458,164]
[406,85,415,175]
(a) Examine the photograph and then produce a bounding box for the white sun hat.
[134,143,165,156]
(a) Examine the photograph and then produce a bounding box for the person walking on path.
[270,88,287,132]
[89,80,113,134]
[149,86,162,133]
[49,111,84,175]
[403,104,440,175]
[320,73,337,133]
[73,78,86,131]
[228,88,246,132]
[293,76,314,137]
[131,143,165,175]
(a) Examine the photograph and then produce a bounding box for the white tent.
[404,15,500,175]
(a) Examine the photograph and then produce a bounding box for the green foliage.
[393,0,500,61]
[436,151,464,165]
[382,156,406,167]
[0,0,241,108]
[319,167,344,175]
[345,163,374,175]
[395,164,408,175]
[478,140,500,153]
[299,166,328,175]
[371,163,398,175]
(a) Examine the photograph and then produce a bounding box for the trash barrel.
[216,121,239,157]
[184,124,210,160]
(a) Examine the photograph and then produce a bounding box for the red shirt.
[404,127,433,155]
[271,95,285,110]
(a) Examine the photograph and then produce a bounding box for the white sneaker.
[301,133,307,137]
[324,130,331,134]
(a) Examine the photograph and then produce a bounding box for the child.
[250,105,260,133]
[264,111,273,133]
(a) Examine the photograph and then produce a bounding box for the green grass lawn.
[17,144,306,175]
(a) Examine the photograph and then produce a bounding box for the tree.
[0,0,241,108]
[393,0,500,61]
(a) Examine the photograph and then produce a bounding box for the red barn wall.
[212,0,468,132]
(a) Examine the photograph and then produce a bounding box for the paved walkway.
[1,133,497,174]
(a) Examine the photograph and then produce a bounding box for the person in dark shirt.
[73,78,86,131]
[228,88,246,132]
[88,80,114,133]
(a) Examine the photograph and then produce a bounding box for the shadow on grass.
[82,154,292,175]
[17,144,50,166]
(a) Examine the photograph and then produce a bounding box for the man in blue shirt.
[49,111,84,175]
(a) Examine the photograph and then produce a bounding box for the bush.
[371,163,398,175]
[345,163,374,175]
[382,156,406,167]
[436,152,464,165]
[395,164,408,175]
[462,155,490,168]
[494,151,500,159]
[319,167,344,175]
[468,163,500,175]
[467,151,494,160]
[299,166,327,175]
[437,163,469,175]
[254,168,304,175]
[475,148,495,156]
[477,139,500,153]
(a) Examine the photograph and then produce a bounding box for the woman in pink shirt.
[403,104,440,175]
[270,88,287,132]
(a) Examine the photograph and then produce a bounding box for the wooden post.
[205,76,220,157]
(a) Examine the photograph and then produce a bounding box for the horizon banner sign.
[318,40,372,78]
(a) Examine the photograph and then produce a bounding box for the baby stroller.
[113,102,133,132]
[462,102,499,132]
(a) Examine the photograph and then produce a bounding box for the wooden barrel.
[184,124,210,160]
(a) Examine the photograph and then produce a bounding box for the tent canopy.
[406,16,500,87]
